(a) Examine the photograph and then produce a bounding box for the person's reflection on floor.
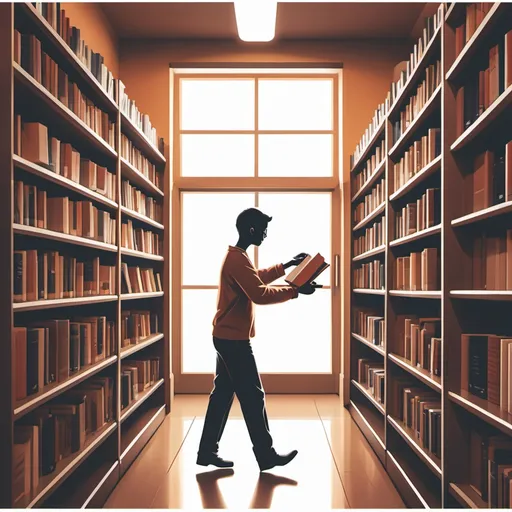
[249,472,298,508]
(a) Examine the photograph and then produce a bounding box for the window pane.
[180,79,254,130]
[258,79,333,130]
[258,134,332,177]
[257,193,331,286]
[253,289,331,372]
[181,134,254,177]
[182,289,218,373]
[182,192,255,286]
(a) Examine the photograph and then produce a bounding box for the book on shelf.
[122,181,163,223]
[121,135,163,190]
[353,307,385,347]
[121,220,162,255]
[357,359,385,404]
[121,310,160,349]
[394,247,439,291]
[354,217,384,256]
[121,263,163,294]
[394,188,440,239]
[352,139,386,194]
[354,259,385,290]
[284,253,329,288]
[354,177,386,224]
[121,357,160,409]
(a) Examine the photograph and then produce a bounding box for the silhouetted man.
[197,208,319,471]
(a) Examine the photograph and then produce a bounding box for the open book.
[284,253,329,288]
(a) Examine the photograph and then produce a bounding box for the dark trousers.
[198,337,274,457]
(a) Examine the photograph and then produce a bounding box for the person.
[196,207,320,472]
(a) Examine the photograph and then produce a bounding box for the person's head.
[236,208,272,246]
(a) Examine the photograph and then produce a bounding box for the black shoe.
[196,453,234,468]
[254,448,298,472]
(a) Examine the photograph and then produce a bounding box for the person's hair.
[236,208,272,235]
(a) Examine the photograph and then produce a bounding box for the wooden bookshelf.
[1,3,171,507]
[352,159,386,202]
[348,4,512,508]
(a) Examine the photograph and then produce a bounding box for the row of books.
[121,264,163,295]
[119,80,161,150]
[394,188,440,240]
[391,61,441,144]
[469,431,512,507]
[391,127,441,193]
[353,308,385,347]
[32,2,115,99]
[357,359,384,405]
[466,145,511,215]
[15,32,115,146]
[121,181,163,224]
[121,358,160,409]
[121,220,162,256]
[13,376,114,504]
[15,182,116,245]
[462,334,512,414]
[352,139,386,194]
[121,135,163,191]
[121,310,160,349]
[353,178,386,225]
[13,316,116,401]
[473,230,512,291]
[454,3,495,56]
[354,217,385,256]
[15,119,116,202]
[394,247,439,291]
[349,109,387,169]
[389,378,441,459]
[354,260,385,290]
[457,31,512,136]
[395,317,441,378]
[14,251,115,302]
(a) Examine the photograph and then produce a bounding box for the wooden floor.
[105,394,404,509]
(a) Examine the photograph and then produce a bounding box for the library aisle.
[104,395,404,509]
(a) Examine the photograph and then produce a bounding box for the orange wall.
[117,39,409,399]
[62,2,119,76]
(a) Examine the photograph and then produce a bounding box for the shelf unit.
[349,2,512,508]
[1,3,170,507]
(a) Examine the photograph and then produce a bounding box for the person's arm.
[230,253,298,305]
[257,264,285,285]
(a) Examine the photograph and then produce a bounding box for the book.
[284,253,329,288]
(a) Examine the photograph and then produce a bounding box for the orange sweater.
[212,246,299,340]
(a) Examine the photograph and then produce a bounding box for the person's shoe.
[253,448,298,472]
[196,453,234,468]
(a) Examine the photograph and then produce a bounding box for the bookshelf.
[349,2,512,508]
[1,2,170,508]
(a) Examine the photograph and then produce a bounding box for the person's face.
[250,223,268,246]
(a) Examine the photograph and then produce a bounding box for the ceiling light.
[233,0,278,42]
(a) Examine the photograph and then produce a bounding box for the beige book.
[285,253,329,288]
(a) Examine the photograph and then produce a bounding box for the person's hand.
[297,281,322,295]
[284,253,309,269]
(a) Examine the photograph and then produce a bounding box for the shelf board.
[446,2,507,84]
[120,157,164,198]
[449,483,487,509]
[388,353,441,392]
[351,379,385,415]
[14,356,117,419]
[389,290,441,299]
[17,422,117,509]
[351,119,386,174]
[14,224,118,253]
[349,399,386,451]
[120,378,164,424]
[120,112,166,165]
[352,202,386,232]
[445,2,464,25]
[352,332,385,356]
[121,292,164,301]
[13,295,118,312]
[451,200,512,228]
[353,288,385,296]
[353,244,386,262]
[120,333,164,360]
[390,224,441,248]
[388,24,442,119]
[450,84,512,153]
[17,2,117,115]
[351,159,386,203]
[14,63,117,160]
[120,206,164,230]
[450,290,512,301]
[448,390,512,437]
[120,247,164,261]
[387,415,442,476]
[389,155,442,202]
[13,155,118,210]
[389,84,442,160]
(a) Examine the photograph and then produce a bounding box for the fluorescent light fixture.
[234,0,278,42]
